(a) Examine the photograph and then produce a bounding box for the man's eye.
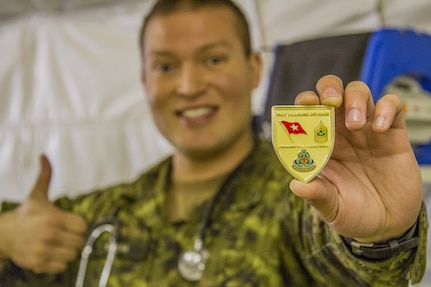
[155,63,174,73]
[206,56,226,66]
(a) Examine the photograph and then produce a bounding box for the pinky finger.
[372,94,405,132]
[33,260,68,274]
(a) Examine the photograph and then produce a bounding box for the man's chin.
[178,143,226,161]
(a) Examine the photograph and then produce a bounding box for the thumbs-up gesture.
[0,155,88,274]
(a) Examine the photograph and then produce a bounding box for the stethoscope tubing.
[74,149,253,284]
[75,223,118,287]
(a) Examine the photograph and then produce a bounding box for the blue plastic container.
[360,28,431,165]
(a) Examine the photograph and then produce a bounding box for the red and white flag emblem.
[280,121,307,135]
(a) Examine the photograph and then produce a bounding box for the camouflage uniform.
[0,138,428,286]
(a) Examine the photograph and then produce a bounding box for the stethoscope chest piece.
[178,239,209,281]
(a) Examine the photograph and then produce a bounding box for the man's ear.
[250,51,262,89]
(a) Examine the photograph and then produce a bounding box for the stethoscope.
[74,157,244,285]
[73,194,219,285]
[177,161,243,281]
[75,220,119,287]
[178,161,248,282]
[177,185,224,281]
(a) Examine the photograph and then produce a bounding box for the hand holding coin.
[278,75,422,244]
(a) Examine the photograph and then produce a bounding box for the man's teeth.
[182,107,212,118]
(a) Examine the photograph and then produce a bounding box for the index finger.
[315,75,344,108]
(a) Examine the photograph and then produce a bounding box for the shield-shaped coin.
[271,105,335,183]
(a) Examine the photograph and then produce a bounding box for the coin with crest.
[271,105,335,183]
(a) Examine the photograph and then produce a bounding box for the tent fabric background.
[0,1,431,284]
[0,0,389,201]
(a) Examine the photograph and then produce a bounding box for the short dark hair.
[138,0,252,57]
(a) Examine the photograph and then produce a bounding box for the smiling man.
[0,0,427,286]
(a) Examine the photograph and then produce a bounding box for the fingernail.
[323,87,338,98]
[375,116,387,128]
[348,108,362,122]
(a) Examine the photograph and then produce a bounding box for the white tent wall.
[0,1,175,202]
[0,0,431,284]
[0,0,387,202]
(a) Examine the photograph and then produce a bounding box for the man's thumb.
[28,154,52,201]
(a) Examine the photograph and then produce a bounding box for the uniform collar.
[135,137,275,228]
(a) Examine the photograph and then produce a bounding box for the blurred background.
[0,0,430,285]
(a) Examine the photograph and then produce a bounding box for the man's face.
[141,6,261,159]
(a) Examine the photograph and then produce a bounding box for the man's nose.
[177,64,205,97]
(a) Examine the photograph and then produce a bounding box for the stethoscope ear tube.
[75,223,118,287]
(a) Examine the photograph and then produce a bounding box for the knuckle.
[48,262,68,274]
[26,254,45,269]
[31,244,49,260]
[66,249,79,261]
[40,228,59,243]
[76,235,87,248]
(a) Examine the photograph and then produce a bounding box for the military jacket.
[0,139,428,286]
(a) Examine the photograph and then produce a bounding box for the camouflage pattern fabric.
[0,138,428,286]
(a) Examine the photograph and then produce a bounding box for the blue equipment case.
[360,28,431,165]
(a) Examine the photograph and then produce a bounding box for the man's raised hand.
[0,155,88,274]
